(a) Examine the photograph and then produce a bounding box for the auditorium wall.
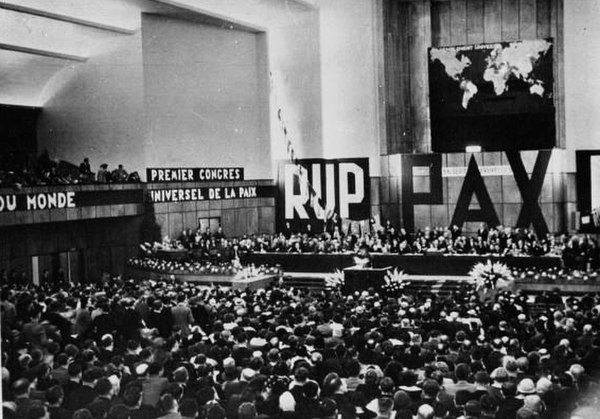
[0,216,144,283]
[142,14,271,180]
[564,0,600,150]
[318,0,384,176]
[37,30,146,176]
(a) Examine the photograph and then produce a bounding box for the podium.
[343,266,392,294]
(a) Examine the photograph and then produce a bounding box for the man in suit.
[62,363,83,411]
[46,385,72,419]
[85,378,114,419]
[171,295,195,337]
[147,299,173,339]
[13,378,43,419]
[66,367,103,411]
[444,363,476,398]
[142,363,170,407]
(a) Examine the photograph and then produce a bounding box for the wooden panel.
[247,207,259,235]
[536,0,551,38]
[502,0,520,41]
[450,0,468,45]
[258,206,275,234]
[431,0,451,46]
[519,0,537,39]
[484,0,503,42]
[383,0,414,154]
[168,212,183,239]
[551,0,564,148]
[409,0,432,153]
[466,0,485,44]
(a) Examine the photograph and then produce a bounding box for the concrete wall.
[564,0,600,150]
[319,0,383,176]
[142,14,271,179]
[37,32,146,176]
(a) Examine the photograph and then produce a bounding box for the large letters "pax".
[402,150,552,237]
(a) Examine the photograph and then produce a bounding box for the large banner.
[576,150,600,232]
[276,158,370,231]
[401,150,556,237]
[0,190,143,213]
[428,39,555,152]
[148,185,275,203]
[146,167,244,183]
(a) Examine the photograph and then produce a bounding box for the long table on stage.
[242,252,562,275]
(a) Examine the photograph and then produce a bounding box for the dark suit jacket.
[48,405,72,419]
[66,384,97,411]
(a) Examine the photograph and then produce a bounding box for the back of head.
[464,400,482,419]
[123,385,142,408]
[158,393,176,413]
[502,381,517,398]
[45,385,64,405]
[72,409,94,419]
[378,397,394,417]
[107,405,131,419]
[26,404,47,419]
[206,404,226,419]
[238,402,257,419]
[68,362,83,378]
[13,378,31,397]
[515,407,538,419]
[179,399,198,419]
[416,404,434,419]
[455,363,470,381]
[95,378,113,397]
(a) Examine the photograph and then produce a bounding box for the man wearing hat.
[496,382,524,419]
[516,378,536,399]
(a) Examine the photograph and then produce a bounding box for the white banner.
[442,165,512,178]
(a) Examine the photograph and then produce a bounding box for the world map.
[427,38,555,152]
[430,39,553,109]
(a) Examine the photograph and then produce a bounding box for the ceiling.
[0,0,310,107]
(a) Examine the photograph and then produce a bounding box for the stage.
[241,252,563,275]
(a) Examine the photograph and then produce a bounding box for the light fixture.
[465,145,482,153]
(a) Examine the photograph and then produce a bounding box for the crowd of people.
[152,224,599,270]
[1,275,599,419]
[0,151,139,188]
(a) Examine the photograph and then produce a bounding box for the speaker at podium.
[343,266,392,294]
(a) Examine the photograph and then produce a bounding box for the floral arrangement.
[469,260,514,291]
[381,268,408,297]
[324,269,345,290]
[128,257,280,278]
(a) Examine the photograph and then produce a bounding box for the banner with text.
[146,167,244,183]
[576,150,600,232]
[148,185,275,203]
[276,158,370,231]
[0,189,143,213]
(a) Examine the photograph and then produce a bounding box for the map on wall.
[429,39,555,152]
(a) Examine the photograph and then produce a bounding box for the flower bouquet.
[469,260,514,302]
[324,269,345,290]
[381,268,408,298]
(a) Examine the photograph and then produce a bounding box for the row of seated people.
[0,151,139,188]
[149,224,599,269]
[1,275,599,419]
